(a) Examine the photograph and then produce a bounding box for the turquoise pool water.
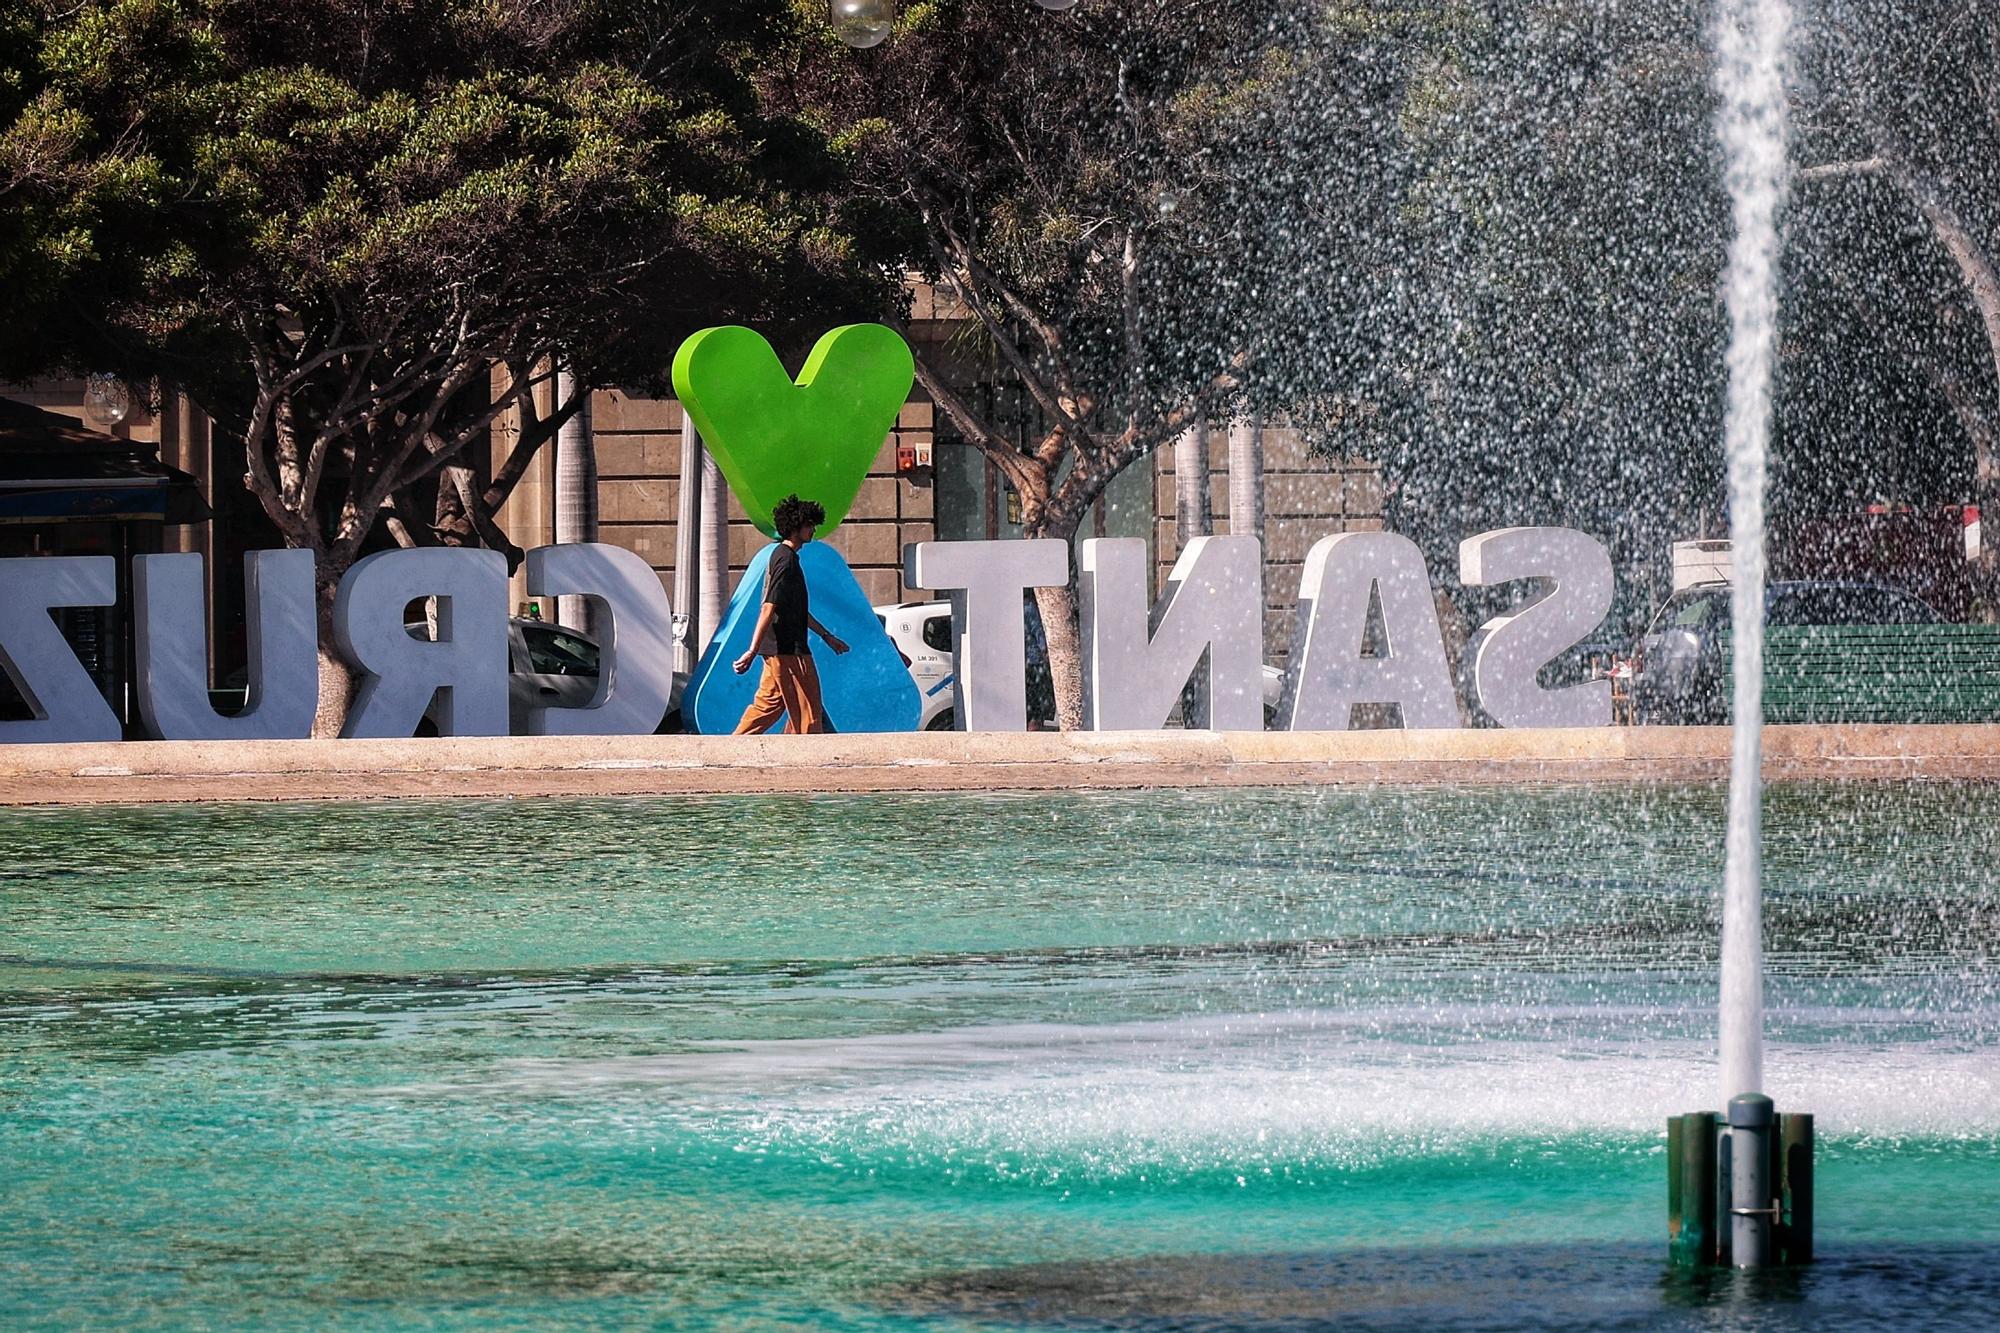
[1,785,1995,1329]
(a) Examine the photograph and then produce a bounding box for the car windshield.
[523,625,598,676]
[1651,583,1941,633]
[1650,589,1726,634]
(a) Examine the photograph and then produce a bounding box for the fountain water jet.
[1665,0,1815,1273]
[1714,0,1791,1116]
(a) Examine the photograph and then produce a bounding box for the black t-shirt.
[764,542,810,655]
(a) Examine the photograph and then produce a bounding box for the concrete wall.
[4,377,160,443]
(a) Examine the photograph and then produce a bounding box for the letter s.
[1459,527,1613,728]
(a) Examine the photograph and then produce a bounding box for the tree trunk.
[1174,414,1211,546]
[553,365,597,632]
[1034,580,1086,732]
[1891,168,2000,615]
[433,468,476,547]
[313,570,353,739]
[1932,363,2000,618]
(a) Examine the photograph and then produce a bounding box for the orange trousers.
[733,654,831,734]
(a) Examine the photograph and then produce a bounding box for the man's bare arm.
[734,604,778,673]
[807,614,849,654]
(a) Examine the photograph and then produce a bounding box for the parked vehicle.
[875,602,958,730]
[210,617,687,734]
[1630,581,1943,724]
[876,600,1286,730]
[500,618,688,735]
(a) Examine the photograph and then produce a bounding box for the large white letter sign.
[332,548,508,738]
[1079,535,1263,731]
[904,538,1069,731]
[0,556,121,743]
[1281,533,1459,731]
[133,550,317,741]
[524,543,676,735]
[1459,527,1613,728]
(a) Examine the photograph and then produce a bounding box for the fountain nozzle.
[1668,1104,1813,1269]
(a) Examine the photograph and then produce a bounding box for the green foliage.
[770,0,1374,535]
[0,0,895,572]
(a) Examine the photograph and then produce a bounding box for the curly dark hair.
[772,494,825,537]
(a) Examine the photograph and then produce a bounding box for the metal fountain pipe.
[1666,3,1813,1272]
[1729,1093,1778,1268]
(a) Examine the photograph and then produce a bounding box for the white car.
[876,601,959,730]
[874,600,1285,730]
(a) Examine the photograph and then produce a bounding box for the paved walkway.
[1,725,1996,805]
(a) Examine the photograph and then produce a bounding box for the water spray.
[1668,0,1815,1272]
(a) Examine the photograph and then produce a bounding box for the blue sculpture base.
[685,541,921,735]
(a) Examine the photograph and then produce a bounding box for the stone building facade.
[490,389,939,617]
[1152,422,1386,665]
[8,356,1387,683]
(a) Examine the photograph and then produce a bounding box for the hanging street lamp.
[833,0,1077,49]
[831,0,895,48]
[82,373,131,430]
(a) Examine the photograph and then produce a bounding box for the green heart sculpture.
[671,324,916,537]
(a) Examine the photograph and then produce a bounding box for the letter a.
[1281,533,1459,731]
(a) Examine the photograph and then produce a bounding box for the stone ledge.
[0,725,1996,805]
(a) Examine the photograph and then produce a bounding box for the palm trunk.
[1227,415,1264,544]
[552,366,597,631]
[1227,416,1266,667]
[698,436,729,652]
[1174,414,1211,546]
[672,415,704,672]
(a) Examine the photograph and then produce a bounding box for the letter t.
[903,540,1069,731]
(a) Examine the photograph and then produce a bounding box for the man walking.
[733,494,848,734]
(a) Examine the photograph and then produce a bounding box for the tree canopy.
[770,0,1397,723]
[1297,1,1990,618]
[0,0,893,576]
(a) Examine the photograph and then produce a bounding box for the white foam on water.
[420,1010,1999,1170]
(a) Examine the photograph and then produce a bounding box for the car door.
[516,622,602,732]
[909,608,956,716]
